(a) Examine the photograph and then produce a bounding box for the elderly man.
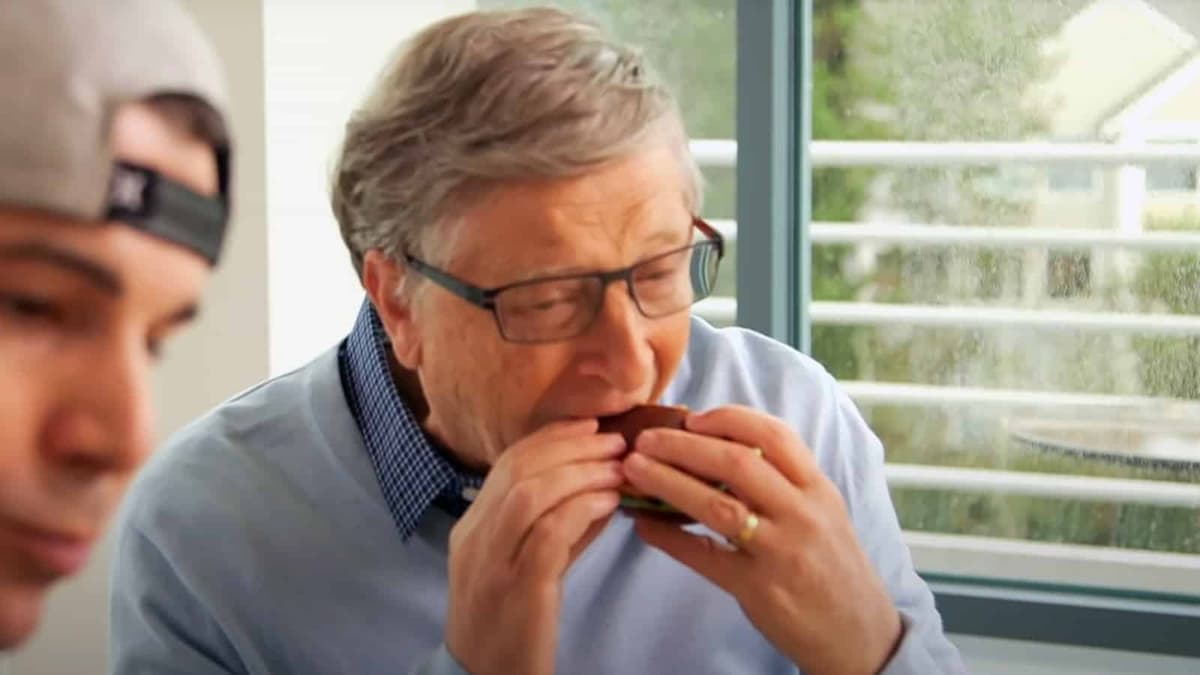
[0,0,232,651]
[111,7,964,674]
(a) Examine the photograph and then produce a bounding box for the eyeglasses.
[404,217,725,343]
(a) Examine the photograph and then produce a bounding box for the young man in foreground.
[0,0,233,649]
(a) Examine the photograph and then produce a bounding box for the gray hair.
[330,6,702,283]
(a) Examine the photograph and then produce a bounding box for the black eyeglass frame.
[403,216,725,343]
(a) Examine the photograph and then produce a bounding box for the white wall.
[264,0,475,376]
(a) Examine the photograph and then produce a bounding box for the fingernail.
[625,452,649,471]
[634,430,656,450]
[599,433,626,452]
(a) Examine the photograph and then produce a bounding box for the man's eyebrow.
[507,218,692,282]
[0,242,123,295]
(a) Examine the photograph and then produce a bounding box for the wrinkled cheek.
[499,354,578,437]
[475,361,525,460]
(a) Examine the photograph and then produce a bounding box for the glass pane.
[810,0,1200,585]
[479,0,738,324]
[1047,166,1096,192]
[1147,141,1198,192]
[1147,166,1198,191]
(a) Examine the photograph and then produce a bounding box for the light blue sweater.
[109,316,964,674]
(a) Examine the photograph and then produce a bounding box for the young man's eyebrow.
[0,242,123,295]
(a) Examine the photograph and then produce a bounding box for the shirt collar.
[338,300,484,540]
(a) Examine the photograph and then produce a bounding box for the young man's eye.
[0,293,63,323]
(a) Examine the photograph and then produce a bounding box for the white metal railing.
[690,301,1200,412]
[810,222,1200,251]
[692,298,1200,337]
[709,218,737,239]
[694,297,736,322]
[814,141,1200,168]
[683,302,1200,409]
[692,139,1200,508]
[905,532,1200,598]
[885,464,1200,508]
[689,139,1200,168]
[690,139,737,168]
[815,302,1200,336]
[708,218,1200,251]
[838,380,1200,412]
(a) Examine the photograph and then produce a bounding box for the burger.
[598,404,695,522]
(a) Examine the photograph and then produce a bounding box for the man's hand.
[445,419,626,675]
[622,406,904,675]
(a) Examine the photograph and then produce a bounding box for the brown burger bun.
[597,404,689,448]
[597,404,697,522]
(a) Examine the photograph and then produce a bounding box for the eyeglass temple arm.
[692,217,725,257]
[404,255,494,308]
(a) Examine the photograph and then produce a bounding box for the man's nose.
[41,337,154,476]
[578,281,655,391]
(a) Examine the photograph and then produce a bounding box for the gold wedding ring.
[732,512,760,548]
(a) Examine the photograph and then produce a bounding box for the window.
[763,2,1200,658]
[1047,166,1096,192]
[1046,251,1091,298]
[1145,140,1198,192]
[795,0,1200,656]
[1147,165,1198,191]
[1046,140,1098,192]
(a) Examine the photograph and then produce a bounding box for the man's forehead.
[456,196,688,262]
[475,176,686,233]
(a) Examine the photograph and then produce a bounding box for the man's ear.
[362,250,422,369]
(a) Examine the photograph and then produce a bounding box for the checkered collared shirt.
[338,300,484,540]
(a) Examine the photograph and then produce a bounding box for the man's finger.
[495,427,626,487]
[623,452,781,548]
[519,491,620,577]
[634,428,796,516]
[493,459,624,561]
[685,406,815,486]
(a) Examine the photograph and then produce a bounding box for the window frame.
[735,0,808,349]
